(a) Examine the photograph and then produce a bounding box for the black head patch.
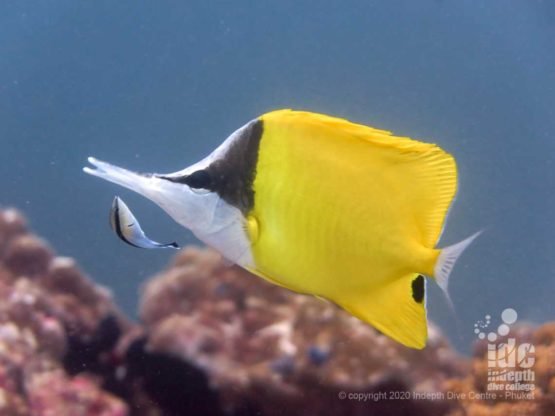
[161,119,263,214]
[181,170,213,189]
[411,275,425,304]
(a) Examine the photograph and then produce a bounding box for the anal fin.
[337,274,428,349]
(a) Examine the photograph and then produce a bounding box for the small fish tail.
[153,242,180,249]
[433,231,482,298]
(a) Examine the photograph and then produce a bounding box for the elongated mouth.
[83,157,153,178]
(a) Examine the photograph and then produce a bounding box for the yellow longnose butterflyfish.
[84,109,479,349]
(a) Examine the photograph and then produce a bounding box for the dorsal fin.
[263,110,458,248]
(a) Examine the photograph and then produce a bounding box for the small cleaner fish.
[85,109,479,349]
[109,196,179,249]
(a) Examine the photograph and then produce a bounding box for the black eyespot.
[412,275,425,304]
[185,170,213,189]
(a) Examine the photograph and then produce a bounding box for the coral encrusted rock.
[446,322,555,416]
[3,206,552,416]
[139,246,468,416]
[0,208,129,416]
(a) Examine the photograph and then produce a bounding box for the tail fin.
[434,231,482,297]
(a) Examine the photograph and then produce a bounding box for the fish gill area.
[0,207,553,416]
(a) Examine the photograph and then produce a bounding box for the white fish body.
[110,196,179,249]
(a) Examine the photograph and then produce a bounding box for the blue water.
[1,1,554,351]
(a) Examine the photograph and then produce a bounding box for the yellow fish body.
[85,109,478,349]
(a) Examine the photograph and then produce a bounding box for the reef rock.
[139,247,467,416]
[0,208,129,416]
[2,206,552,416]
[446,322,555,416]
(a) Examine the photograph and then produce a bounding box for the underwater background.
[1,0,554,357]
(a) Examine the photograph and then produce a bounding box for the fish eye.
[185,170,212,189]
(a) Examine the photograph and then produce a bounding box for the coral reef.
[0,208,228,416]
[0,208,129,415]
[1,206,553,416]
[139,247,466,415]
[446,322,555,416]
